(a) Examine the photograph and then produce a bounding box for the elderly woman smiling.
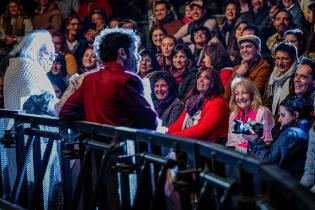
[227,78,274,153]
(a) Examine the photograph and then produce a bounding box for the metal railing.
[0,109,314,210]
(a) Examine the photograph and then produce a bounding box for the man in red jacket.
[59,28,157,130]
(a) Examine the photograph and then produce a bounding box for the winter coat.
[249,119,310,179]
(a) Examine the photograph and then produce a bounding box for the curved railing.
[0,109,314,210]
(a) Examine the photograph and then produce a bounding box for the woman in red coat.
[167,67,229,142]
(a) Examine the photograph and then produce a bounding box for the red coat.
[167,96,229,142]
[59,62,157,129]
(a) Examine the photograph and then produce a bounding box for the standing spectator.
[174,1,217,44]
[153,0,183,36]
[167,67,229,142]
[266,9,293,54]
[227,78,274,153]
[59,28,157,129]
[32,0,62,33]
[0,0,33,72]
[150,71,183,127]
[4,30,57,114]
[248,96,310,179]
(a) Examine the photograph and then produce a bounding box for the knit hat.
[189,1,204,9]
[237,35,261,49]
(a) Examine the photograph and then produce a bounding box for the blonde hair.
[229,78,262,114]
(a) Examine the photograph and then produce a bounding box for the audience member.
[189,26,210,65]
[32,0,62,33]
[157,35,177,72]
[284,29,307,60]
[248,96,310,179]
[263,41,298,116]
[150,71,183,127]
[153,0,183,36]
[78,47,98,74]
[168,67,229,142]
[280,0,306,28]
[227,78,274,153]
[138,49,159,78]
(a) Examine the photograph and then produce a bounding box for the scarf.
[185,94,206,116]
[154,95,176,118]
[267,61,297,115]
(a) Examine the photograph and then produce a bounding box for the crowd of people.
[1,0,315,193]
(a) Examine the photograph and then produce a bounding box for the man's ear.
[118,48,127,60]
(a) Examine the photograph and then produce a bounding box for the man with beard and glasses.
[59,28,157,130]
[266,9,294,55]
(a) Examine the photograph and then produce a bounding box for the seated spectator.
[226,35,272,100]
[284,29,307,60]
[181,1,193,24]
[47,53,68,82]
[168,67,229,142]
[90,8,107,33]
[0,0,33,72]
[227,21,249,66]
[138,49,159,78]
[174,1,217,44]
[157,35,177,72]
[150,71,183,127]
[263,41,298,116]
[220,1,241,46]
[169,43,196,100]
[78,47,98,75]
[153,0,183,36]
[248,96,310,179]
[201,43,233,89]
[148,25,167,58]
[280,0,306,28]
[300,93,315,193]
[266,9,294,55]
[78,0,112,20]
[54,0,79,20]
[52,32,78,75]
[64,13,89,68]
[227,78,274,153]
[32,0,62,33]
[49,75,67,99]
[189,26,210,65]
[238,0,270,31]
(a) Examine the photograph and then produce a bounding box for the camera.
[233,120,263,137]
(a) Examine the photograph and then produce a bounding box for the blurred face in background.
[161,37,175,57]
[8,1,19,16]
[173,51,188,70]
[91,13,105,32]
[152,29,166,47]
[225,3,237,22]
[284,34,301,53]
[154,79,169,101]
[82,48,97,68]
[52,35,62,52]
[251,0,264,12]
[235,23,248,39]
[67,17,80,35]
[155,3,169,21]
[139,55,153,76]
[278,105,297,129]
[274,11,290,34]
